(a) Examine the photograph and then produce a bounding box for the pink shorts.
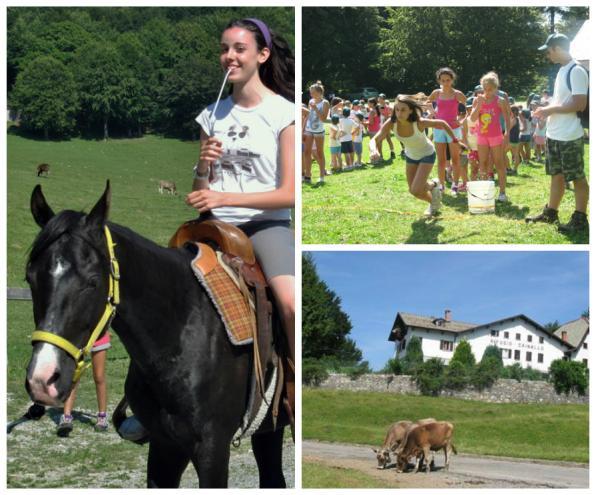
[534,135,546,146]
[477,134,504,147]
[92,331,111,352]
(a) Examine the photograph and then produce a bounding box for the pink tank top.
[477,97,502,137]
[368,111,380,133]
[435,96,459,128]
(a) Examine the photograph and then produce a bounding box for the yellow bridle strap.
[30,225,120,383]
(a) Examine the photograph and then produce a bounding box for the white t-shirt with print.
[339,117,354,143]
[547,60,589,141]
[196,94,294,223]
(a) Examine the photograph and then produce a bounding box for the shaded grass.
[302,461,395,488]
[302,388,589,463]
[302,130,589,244]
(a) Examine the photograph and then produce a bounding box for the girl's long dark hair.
[225,19,294,102]
[391,95,423,123]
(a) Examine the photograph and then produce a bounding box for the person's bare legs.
[547,174,566,210]
[303,134,314,179]
[92,350,108,414]
[406,163,434,203]
[313,135,326,178]
[573,177,589,213]
[490,144,506,194]
[435,142,448,188]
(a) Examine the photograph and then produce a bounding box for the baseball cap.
[352,99,360,105]
[538,33,570,51]
[379,93,386,98]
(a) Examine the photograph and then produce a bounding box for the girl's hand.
[309,99,316,109]
[186,189,227,212]
[199,137,224,163]
[475,95,486,107]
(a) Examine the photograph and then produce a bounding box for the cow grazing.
[373,420,413,469]
[158,180,177,195]
[36,163,50,177]
[395,421,457,474]
[373,418,436,469]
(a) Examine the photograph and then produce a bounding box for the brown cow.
[395,421,457,474]
[373,418,436,469]
[158,180,177,195]
[373,420,412,469]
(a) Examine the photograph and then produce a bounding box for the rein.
[31,225,120,384]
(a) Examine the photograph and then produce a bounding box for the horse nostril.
[47,370,61,386]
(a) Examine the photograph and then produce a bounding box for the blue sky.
[306,251,589,371]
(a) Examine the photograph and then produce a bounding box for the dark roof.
[388,312,476,341]
[389,311,575,349]
[554,317,589,348]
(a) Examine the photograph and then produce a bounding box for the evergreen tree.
[450,340,476,369]
[302,254,363,365]
[481,344,503,368]
[403,336,423,373]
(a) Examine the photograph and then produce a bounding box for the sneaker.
[525,205,559,224]
[57,414,73,437]
[95,412,109,432]
[355,162,362,168]
[558,211,589,234]
[317,177,324,184]
[390,151,396,159]
[450,185,458,197]
[497,193,509,202]
[423,204,434,217]
[430,178,442,211]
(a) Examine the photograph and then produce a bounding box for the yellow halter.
[31,225,120,384]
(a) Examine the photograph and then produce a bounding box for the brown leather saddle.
[169,218,294,438]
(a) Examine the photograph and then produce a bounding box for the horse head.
[25,182,114,406]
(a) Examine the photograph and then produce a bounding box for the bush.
[303,358,329,386]
[471,356,501,391]
[549,359,588,395]
[451,340,476,369]
[501,363,524,381]
[481,345,503,368]
[444,360,469,390]
[413,358,444,396]
[345,361,372,380]
[379,357,403,375]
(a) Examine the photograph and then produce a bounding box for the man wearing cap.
[526,33,589,234]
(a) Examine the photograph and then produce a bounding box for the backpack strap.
[566,62,589,93]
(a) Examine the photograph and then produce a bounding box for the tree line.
[7,7,293,140]
[303,6,588,100]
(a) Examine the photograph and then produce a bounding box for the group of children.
[304,69,550,217]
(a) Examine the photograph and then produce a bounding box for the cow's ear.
[86,180,111,229]
[31,185,55,228]
[372,448,378,453]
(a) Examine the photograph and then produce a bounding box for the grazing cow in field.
[373,418,436,469]
[158,180,177,195]
[36,163,50,177]
[395,421,457,474]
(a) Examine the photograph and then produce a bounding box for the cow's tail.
[451,443,458,455]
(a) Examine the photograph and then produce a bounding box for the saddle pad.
[190,243,255,345]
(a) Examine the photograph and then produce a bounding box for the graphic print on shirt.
[216,124,260,181]
[479,109,494,134]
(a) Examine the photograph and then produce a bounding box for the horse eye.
[87,277,99,289]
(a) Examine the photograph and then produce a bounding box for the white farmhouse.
[389,310,586,373]
[554,317,589,366]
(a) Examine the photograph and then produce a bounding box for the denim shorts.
[405,152,436,165]
[330,145,341,154]
[520,134,532,143]
[354,142,363,154]
[433,126,463,143]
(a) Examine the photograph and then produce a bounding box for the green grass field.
[302,130,589,244]
[302,461,394,488]
[302,389,589,463]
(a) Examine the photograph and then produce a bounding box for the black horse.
[24,182,288,488]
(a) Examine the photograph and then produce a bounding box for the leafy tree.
[380,357,403,375]
[481,345,503,369]
[500,362,524,382]
[471,356,501,391]
[10,55,79,138]
[302,254,363,366]
[444,360,468,391]
[549,359,588,396]
[346,361,372,380]
[581,309,589,319]
[403,336,423,373]
[413,358,444,396]
[450,340,476,369]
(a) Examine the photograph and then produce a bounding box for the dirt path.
[303,440,588,488]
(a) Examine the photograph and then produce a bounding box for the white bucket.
[467,180,495,214]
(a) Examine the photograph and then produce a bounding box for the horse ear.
[31,185,55,228]
[86,180,111,229]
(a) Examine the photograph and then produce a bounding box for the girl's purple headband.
[244,18,272,49]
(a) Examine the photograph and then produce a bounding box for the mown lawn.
[302,129,589,244]
[302,461,395,489]
[302,388,589,463]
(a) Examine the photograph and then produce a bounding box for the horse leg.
[252,427,286,488]
[147,439,190,488]
[190,434,232,488]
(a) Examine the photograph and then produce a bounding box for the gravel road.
[303,440,588,489]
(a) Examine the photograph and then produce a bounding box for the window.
[538,353,544,363]
[490,330,499,337]
[502,348,512,359]
[526,351,532,362]
[504,331,509,339]
[583,342,588,350]
[539,336,544,344]
[583,359,588,365]
[527,335,533,343]
[516,333,521,341]
[514,350,520,360]
[440,340,453,352]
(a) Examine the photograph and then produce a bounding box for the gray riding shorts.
[237,220,295,280]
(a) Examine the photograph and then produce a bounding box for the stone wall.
[318,373,589,405]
